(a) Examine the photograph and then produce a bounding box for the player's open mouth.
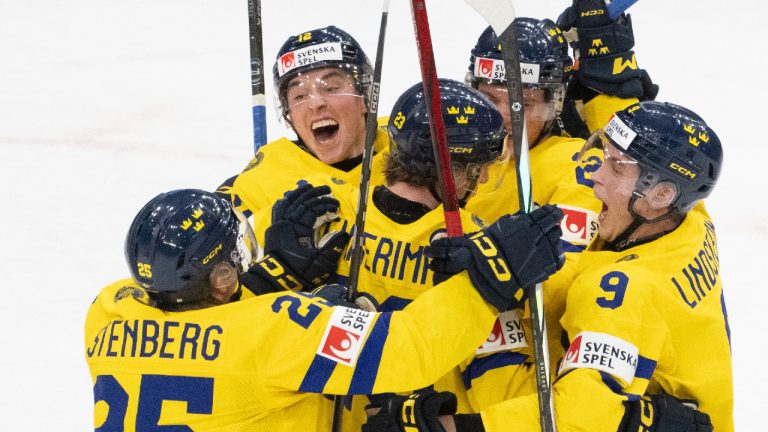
[598,202,608,222]
[312,119,339,142]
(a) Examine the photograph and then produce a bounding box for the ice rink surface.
[1,0,765,429]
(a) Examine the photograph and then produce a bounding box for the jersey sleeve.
[582,94,639,133]
[262,272,497,396]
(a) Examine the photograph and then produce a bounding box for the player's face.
[476,83,553,150]
[285,68,367,164]
[590,140,641,242]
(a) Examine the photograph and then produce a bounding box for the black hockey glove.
[557,0,658,100]
[362,390,457,432]
[311,284,379,312]
[242,184,349,293]
[428,205,564,311]
[621,394,713,432]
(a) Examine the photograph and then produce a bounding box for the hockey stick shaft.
[345,0,390,302]
[408,0,463,237]
[248,0,267,153]
[464,0,553,430]
[608,0,639,20]
[331,3,391,431]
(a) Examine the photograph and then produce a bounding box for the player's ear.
[209,262,239,303]
[645,181,677,209]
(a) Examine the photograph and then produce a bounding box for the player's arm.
[266,205,565,395]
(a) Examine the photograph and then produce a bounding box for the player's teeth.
[312,119,338,130]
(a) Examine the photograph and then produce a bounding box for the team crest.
[243,152,264,172]
[114,286,145,303]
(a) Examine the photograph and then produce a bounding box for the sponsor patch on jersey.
[316,306,374,367]
[476,310,528,354]
[474,57,540,84]
[558,204,599,245]
[277,42,343,77]
[604,115,637,150]
[559,331,639,384]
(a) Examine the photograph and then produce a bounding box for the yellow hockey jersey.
[480,208,733,431]
[217,127,390,221]
[85,271,497,431]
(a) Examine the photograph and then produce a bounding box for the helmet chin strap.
[606,192,678,251]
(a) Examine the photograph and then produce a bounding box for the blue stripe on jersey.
[720,291,731,352]
[348,313,393,394]
[560,240,587,253]
[299,355,337,393]
[599,371,640,401]
[379,296,412,312]
[461,351,528,390]
[635,355,656,380]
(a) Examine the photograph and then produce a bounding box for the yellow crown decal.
[456,115,469,124]
[683,124,696,134]
[591,39,604,47]
[463,106,476,114]
[193,220,206,232]
[689,136,701,147]
[192,209,203,219]
[698,132,710,143]
[447,106,460,115]
[181,219,193,230]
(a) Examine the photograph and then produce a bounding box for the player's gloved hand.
[557,0,658,100]
[311,283,379,312]
[428,205,564,311]
[243,184,349,293]
[621,394,713,432]
[362,390,457,432]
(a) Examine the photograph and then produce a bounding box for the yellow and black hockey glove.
[428,205,564,311]
[620,394,713,432]
[241,184,349,294]
[362,390,457,432]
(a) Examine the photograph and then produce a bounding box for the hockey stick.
[463,1,553,430]
[408,0,463,237]
[608,0,639,20]
[248,0,267,153]
[331,4,392,430]
[345,0,391,302]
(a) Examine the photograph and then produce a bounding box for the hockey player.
[86,186,565,430]
[332,78,513,427]
[365,101,726,432]
[217,25,388,243]
[455,5,662,408]
[464,15,656,247]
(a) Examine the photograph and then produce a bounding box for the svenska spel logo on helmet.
[605,114,638,150]
[473,57,540,84]
[277,42,344,77]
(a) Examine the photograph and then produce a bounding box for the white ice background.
[0,0,765,429]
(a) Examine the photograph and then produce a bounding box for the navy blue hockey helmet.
[387,78,505,182]
[466,18,572,89]
[125,189,258,305]
[273,26,373,117]
[600,101,723,212]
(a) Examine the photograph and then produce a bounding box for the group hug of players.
[85,0,732,431]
